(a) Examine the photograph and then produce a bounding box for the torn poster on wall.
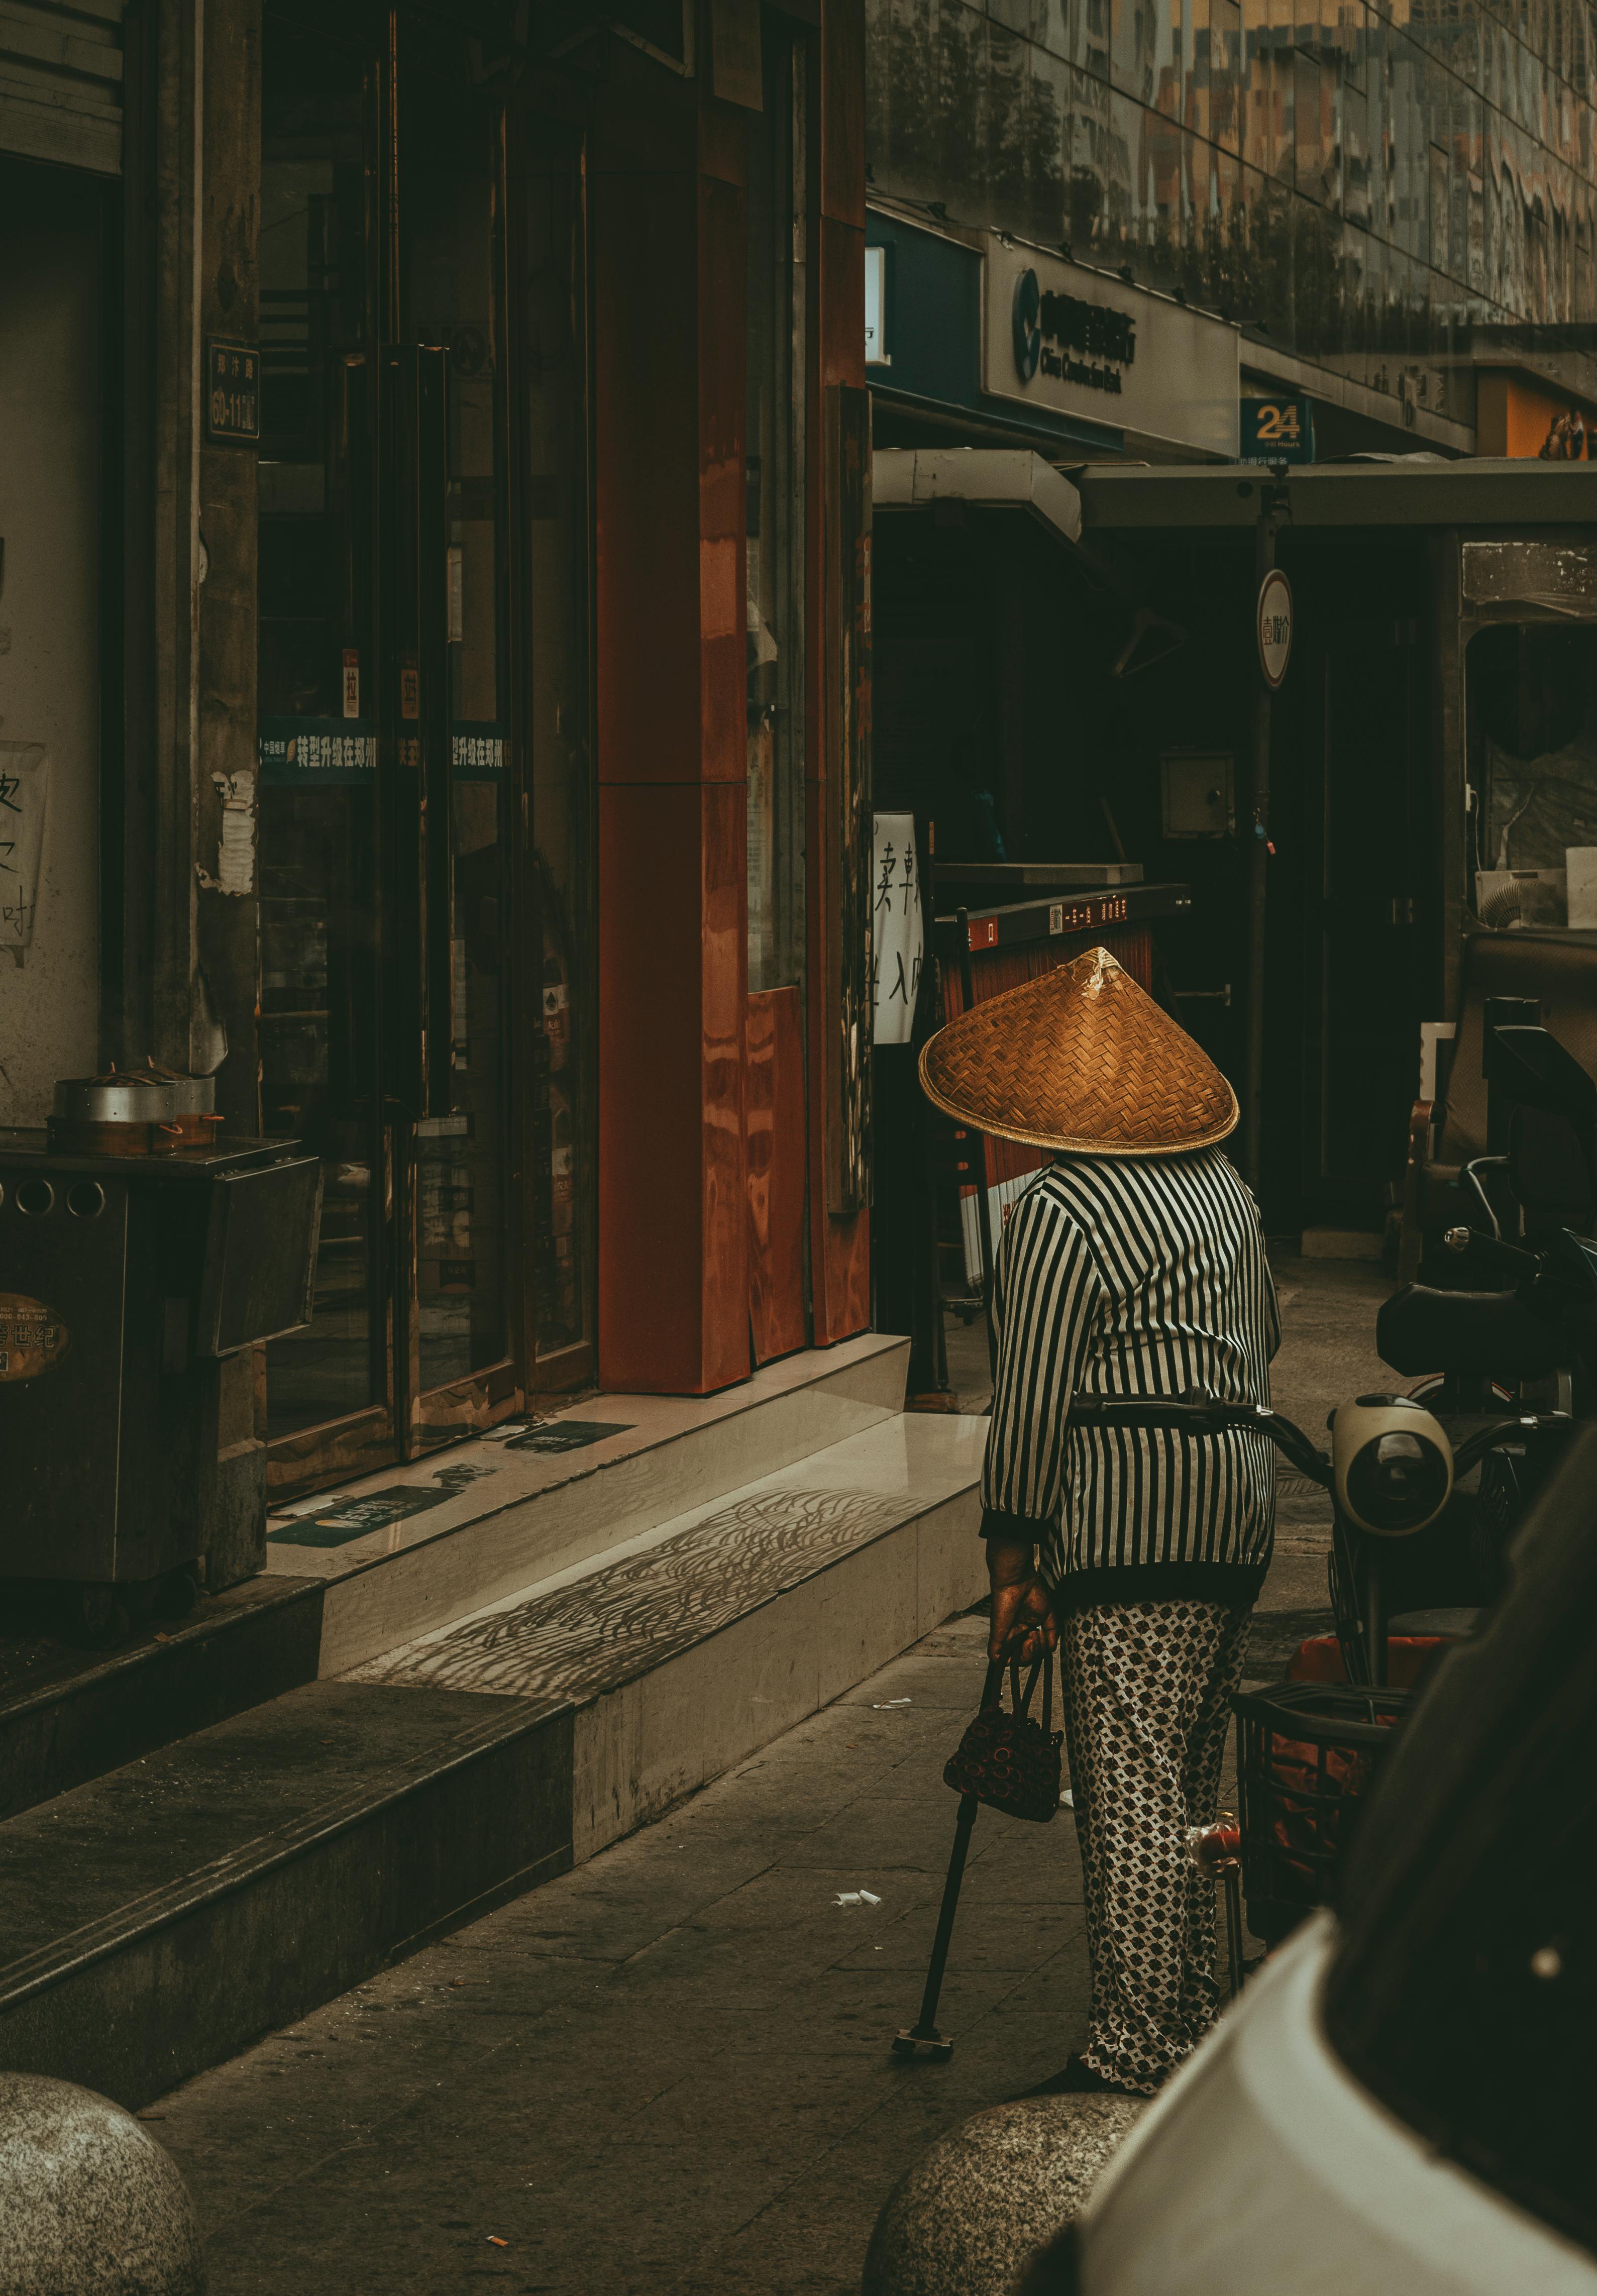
[198,770,257,897]
[0,743,50,955]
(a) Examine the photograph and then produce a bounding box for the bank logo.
[1011,266,1137,395]
[1012,268,1042,380]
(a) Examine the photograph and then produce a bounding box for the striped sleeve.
[980,1182,1103,1545]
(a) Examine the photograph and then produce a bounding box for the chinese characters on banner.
[870,810,924,1047]
[0,743,50,953]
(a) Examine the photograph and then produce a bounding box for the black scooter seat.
[1378,1283,1562,1377]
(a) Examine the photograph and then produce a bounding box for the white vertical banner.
[871,810,925,1046]
[0,743,50,953]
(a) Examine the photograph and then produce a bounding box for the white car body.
[1075,1912,1597,2294]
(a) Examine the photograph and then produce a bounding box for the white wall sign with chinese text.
[865,245,889,366]
[1257,568,1294,690]
[981,234,1239,459]
[871,811,923,1045]
[0,743,50,953]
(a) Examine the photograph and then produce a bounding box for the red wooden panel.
[598,785,706,1391]
[698,169,748,786]
[593,168,700,786]
[747,986,808,1364]
[820,0,867,228]
[804,15,871,1341]
[702,778,751,1380]
[817,212,865,394]
[597,783,750,1395]
[698,78,747,188]
[592,71,757,1397]
[589,31,698,175]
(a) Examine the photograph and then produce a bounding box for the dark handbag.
[942,1652,1063,1823]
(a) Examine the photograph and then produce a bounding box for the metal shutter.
[0,0,123,176]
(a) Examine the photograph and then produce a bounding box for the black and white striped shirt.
[981,1148,1281,1611]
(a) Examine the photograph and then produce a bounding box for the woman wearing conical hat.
[921,947,1280,2097]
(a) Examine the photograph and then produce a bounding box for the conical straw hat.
[918,947,1238,1157]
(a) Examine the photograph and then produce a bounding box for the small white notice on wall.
[0,743,50,954]
[871,811,924,1046]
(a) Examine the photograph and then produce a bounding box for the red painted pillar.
[594,48,752,1394]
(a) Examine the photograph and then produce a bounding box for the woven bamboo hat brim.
[918,946,1238,1157]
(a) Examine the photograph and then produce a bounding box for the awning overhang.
[1075,457,1597,533]
[873,448,1083,551]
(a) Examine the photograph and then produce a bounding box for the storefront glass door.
[258,17,387,1466]
[259,5,534,1489]
[399,17,513,1418]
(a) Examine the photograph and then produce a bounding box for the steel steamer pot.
[136,1063,223,1150]
[49,1072,182,1157]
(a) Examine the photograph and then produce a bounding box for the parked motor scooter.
[1068,1387,1560,1687]
[1378,1002,1597,1588]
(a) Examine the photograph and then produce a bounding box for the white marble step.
[264,1335,911,1678]
[346,1411,988,1859]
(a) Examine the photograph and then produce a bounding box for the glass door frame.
[503,92,597,1397]
[264,1,557,1497]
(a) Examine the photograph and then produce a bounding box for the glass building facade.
[868,0,1597,429]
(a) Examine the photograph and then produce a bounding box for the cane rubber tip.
[893,2029,954,2059]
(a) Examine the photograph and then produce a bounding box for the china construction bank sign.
[981,234,1239,460]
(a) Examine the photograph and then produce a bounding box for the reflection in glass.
[519,120,593,1366]
[258,20,382,1438]
[1469,621,1597,929]
[746,19,807,996]
[868,0,1597,417]
[405,28,509,1392]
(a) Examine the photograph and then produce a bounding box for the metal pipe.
[1364,1541,1386,1689]
[1223,1866,1245,1998]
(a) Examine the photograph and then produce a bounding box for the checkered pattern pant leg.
[1059,1597,1251,2095]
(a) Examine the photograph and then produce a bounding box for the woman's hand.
[987,1540,1058,1664]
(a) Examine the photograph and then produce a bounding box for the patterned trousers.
[1057,1597,1251,2095]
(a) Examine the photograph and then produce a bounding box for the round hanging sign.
[1257,567,1294,690]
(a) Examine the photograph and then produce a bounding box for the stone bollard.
[0,2074,205,2296]
[862,2094,1146,2296]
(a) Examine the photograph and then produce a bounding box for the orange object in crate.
[1288,1634,1446,1691]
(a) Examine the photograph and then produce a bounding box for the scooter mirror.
[1332,1393,1454,1537]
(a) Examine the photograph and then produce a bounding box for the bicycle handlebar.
[1067,1392,1333,1488]
[1067,1390,1572,1489]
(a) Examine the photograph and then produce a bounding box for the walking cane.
[892,1659,1004,2060]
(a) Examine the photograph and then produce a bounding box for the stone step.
[0,1682,570,2110]
[0,1409,984,2109]
[266,1332,912,1677]
[0,1336,908,1822]
[0,1575,325,1823]
[349,1411,988,1860]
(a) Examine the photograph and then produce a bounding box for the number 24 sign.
[1241,394,1315,465]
